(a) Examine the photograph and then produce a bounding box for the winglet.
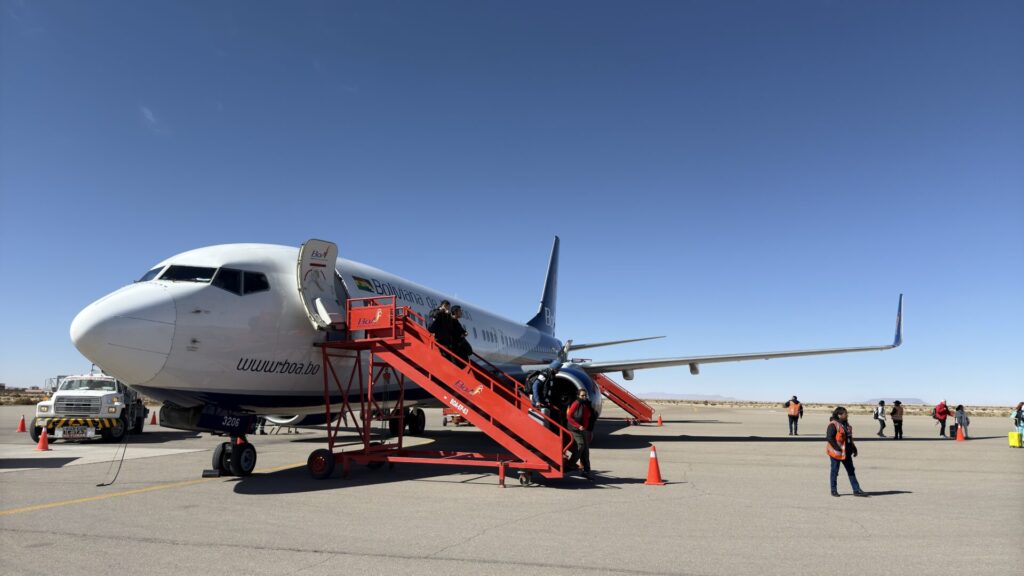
[893,294,903,347]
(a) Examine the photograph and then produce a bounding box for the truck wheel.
[229,442,257,476]
[29,418,41,443]
[103,417,127,442]
[132,415,145,434]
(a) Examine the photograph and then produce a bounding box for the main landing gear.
[210,436,257,477]
[385,407,426,437]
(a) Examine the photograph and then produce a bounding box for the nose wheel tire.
[212,442,232,474]
[307,449,335,479]
[229,442,257,476]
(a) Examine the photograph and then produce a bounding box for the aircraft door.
[297,239,344,330]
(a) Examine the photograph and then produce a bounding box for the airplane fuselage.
[71,244,574,415]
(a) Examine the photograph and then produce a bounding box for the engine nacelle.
[264,413,335,427]
[548,365,603,422]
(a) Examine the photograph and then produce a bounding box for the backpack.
[873,407,880,420]
[930,407,938,420]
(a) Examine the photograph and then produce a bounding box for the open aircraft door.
[297,239,346,330]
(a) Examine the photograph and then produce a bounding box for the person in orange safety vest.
[784,395,803,435]
[827,407,867,498]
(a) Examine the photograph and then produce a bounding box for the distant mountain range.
[639,393,932,405]
[864,397,928,405]
[642,393,738,401]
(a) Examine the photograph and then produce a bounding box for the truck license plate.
[56,426,94,439]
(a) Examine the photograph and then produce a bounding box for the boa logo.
[310,248,329,260]
[454,380,483,396]
[356,309,384,326]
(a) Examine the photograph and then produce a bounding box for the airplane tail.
[526,236,559,337]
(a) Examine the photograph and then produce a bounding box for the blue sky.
[1,1,1020,405]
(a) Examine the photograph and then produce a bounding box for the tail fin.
[527,236,559,336]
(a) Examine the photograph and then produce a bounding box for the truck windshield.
[59,379,118,392]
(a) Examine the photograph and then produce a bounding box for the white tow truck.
[31,372,149,443]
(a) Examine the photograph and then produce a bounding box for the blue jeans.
[829,457,862,493]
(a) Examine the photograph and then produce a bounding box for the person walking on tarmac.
[934,399,952,437]
[784,395,803,435]
[450,305,473,361]
[954,404,970,439]
[874,400,888,437]
[566,389,593,479]
[827,407,867,497]
[890,400,905,440]
[428,300,453,349]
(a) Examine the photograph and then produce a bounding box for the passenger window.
[161,265,216,282]
[212,268,242,295]
[243,272,270,294]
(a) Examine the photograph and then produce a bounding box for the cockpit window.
[160,265,216,283]
[243,272,270,294]
[212,267,242,295]
[138,267,164,282]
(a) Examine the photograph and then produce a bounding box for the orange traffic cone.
[657,415,663,427]
[956,425,966,442]
[236,436,245,445]
[644,444,666,485]
[150,410,157,425]
[35,427,51,451]
[16,415,26,433]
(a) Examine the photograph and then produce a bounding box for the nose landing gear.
[209,437,257,477]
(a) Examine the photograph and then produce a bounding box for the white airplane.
[70,237,902,474]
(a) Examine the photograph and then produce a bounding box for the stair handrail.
[396,308,574,449]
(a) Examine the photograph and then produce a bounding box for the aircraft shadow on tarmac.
[0,457,79,469]
[231,461,661,495]
[123,430,203,444]
[229,428,676,494]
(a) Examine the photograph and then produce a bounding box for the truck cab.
[32,373,149,443]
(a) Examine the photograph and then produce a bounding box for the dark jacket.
[428,309,454,346]
[450,318,472,359]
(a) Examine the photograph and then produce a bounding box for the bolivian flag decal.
[353,276,374,292]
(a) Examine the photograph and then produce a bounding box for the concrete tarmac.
[1,403,1021,576]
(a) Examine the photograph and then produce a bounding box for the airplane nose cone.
[70,283,176,384]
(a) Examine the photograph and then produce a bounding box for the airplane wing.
[576,294,903,377]
[568,336,665,351]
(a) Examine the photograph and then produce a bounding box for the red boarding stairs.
[308,297,574,487]
[591,373,655,424]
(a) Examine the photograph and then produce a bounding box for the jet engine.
[540,365,602,430]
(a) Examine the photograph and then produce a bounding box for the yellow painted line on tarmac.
[0,462,306,517]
